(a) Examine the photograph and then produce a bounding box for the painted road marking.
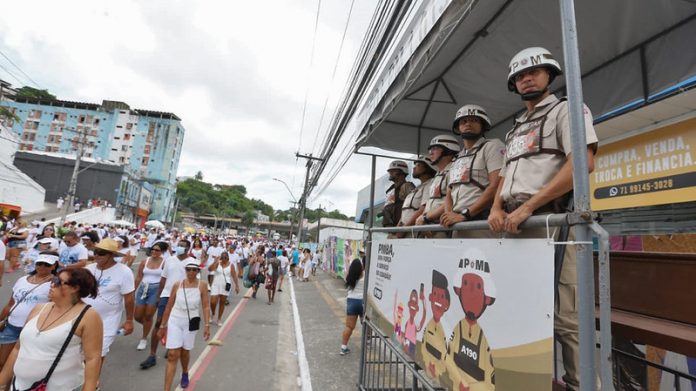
[289,276,313,391]
[177,288,252,391]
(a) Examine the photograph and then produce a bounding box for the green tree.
[15,86,56,100]
[241,211,255,229]
[0,106,20,123]
[194,171,203,180]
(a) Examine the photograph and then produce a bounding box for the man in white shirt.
[140,239,196,370]
[83,238,135,370]
[204,239,223,285]
[58,231,89,270]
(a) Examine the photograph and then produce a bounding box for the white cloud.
[0,0,380,216]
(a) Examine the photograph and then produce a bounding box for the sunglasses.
[94,249,112,256]
[185,267,199,272]
[35,261,53,267]
[51,276,69,287]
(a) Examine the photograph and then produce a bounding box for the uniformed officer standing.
[395,156,436,238]
[441,105,506,238]
[416,135,461,238]
[488,47,598,391]
[383,160,416,231]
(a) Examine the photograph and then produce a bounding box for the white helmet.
[414,155,436,171]
[453,248,496,299]
[428,134,461,154]
[452,104,492,134]
[387,160,409,175]
[507,47,563,92]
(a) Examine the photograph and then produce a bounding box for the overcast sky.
[0,0,397,217]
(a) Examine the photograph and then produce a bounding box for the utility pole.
[295,153,323,245]
[59,128,89,226]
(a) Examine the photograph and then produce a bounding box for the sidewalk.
[292,270,361,391]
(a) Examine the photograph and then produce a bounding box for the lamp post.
[272,178,298,242]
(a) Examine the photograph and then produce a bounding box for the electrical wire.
[0,61,24,86]
[309,0,356,156]
[296,0,323,155]
[0,49,41,88]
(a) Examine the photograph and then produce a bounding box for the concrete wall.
[13,152,123,205]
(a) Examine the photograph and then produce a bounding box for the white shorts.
[102,334,116,357]
[166,315,197,350]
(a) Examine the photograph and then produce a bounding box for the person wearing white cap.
[0,252,57,368]
[21,237,55,274]
[83,238,135,372]
[158,260,210,390]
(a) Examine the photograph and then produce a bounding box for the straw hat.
[94,238,125,256]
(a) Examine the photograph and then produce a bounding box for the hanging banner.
[367,238,554,390]
[590,118,696,211]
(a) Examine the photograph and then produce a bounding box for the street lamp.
[272,178,298,242]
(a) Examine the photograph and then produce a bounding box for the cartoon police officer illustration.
[420,270,451,383]
[446,257,496,390]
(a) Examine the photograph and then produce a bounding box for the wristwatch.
[461,208,471,220]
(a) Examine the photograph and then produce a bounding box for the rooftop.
[9,96,181,120]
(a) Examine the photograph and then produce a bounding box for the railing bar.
[612,348,696,381]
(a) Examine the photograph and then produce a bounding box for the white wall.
[0,125,46,212]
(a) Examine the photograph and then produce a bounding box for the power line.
[296,0,323,155]
[0,61,24,86]
[0,49,41,88]
[309,0,356,156]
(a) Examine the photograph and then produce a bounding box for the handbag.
[1,279,50,332]
[13,305,91,391]
[222,265,231,292]
[182,282,201,331]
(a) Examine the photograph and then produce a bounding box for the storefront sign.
[367,239,553,390]
[591,118,696,211]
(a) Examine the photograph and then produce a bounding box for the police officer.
[441,104,506,238]
[395,156,436,238]
[488,47,598,391]
[383,160,415,230]
[445,257,496,390]
[416,135,460,238]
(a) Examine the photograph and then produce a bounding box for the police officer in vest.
[441,105,506,239]
[416,135,460,238]
[394,156,436,238]
[383,160,416,232]
[488,47,598,391]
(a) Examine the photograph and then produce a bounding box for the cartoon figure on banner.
[446,256,496,390]
[402,284,426,356]
[393,292,405,345]
[420,270,451,382]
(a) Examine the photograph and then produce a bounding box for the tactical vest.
[449,140,489,191]
[504,98,567,165]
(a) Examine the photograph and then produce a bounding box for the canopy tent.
[355,0,696,155]
[108,219,135,228]
[144,220,165,229]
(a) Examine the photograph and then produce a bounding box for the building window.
[123,133,131,140]
[29,110,42,119]
[142,157,148,165]
[121,145,127,151]
[119,157,125,163]
[78,115,85,123]
[126,123,133,130]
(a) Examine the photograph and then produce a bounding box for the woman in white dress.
[301,249,312,282]
[0,268,103,391]
[208,251,239,326]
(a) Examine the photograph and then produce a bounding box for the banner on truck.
[367,238,554,391]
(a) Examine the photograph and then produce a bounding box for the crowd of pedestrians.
[0,216,325,390]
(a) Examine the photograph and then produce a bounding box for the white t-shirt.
[161,256,196,298]
[278,255,289,269]
[58,242,89,266]
[206,246,223,266]
[83,263,135,336]
[229,251,241,266]
[8,276,52,327]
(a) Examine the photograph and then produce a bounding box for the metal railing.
[612,345,696,390]
[360,319,445,391]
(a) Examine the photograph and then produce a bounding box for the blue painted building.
[1,97,184,222]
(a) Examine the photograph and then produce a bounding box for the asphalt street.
[0,259,361,391]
